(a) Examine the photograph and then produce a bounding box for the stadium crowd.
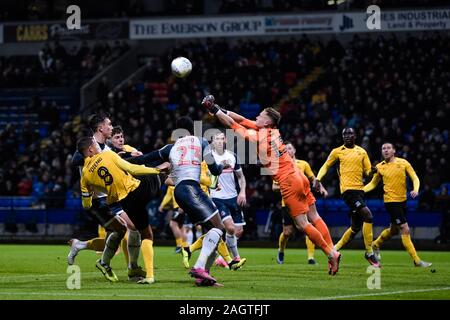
[1,0,448,20]
[0,33,449,239]
[0,41,130,88]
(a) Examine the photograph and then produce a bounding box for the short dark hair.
[263,107,281,127]
[77,137,94,156]
[383,142,396,149]
[342,127,355,135]
[176,116,194,135]
[112,125,123,136]
[88,112,110,133]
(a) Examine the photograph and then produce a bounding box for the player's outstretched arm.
[405,161,420,198]
[203,152,224,176]
[363,173,381,193]
[112,152,161,176]
[202,95,237,128]
[315,149,338,191]
[226,110,247,123]
[126,144,173,167]
[216,109,236,128]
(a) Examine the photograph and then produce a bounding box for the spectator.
[419,184,436,211]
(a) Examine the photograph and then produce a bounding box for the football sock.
[304,223,332,256]
[85,239,103,251]
[335,227,357,251]
[205,251,219,271]
[373,228,392,249]
[217,238,232,263]
[313,218,333,248]
[175,237,183,248]
[305,236,315,260]
[121,231,129,267]
[195,227,203,240]
[189,234,205,253]
[278,232,289,253]
[226,233,239,258]
[102,231,122,266]
[127,230,141,269]
[194,228,222,269]
[186,229,194,246]
[98,226,107,239]
[363,222,374,254]
[401,234,420,264]
[141,239,154,278]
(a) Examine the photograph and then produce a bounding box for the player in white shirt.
[147,117,228,287]
[209,132,247,267]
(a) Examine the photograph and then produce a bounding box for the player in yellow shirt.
[273,142,329,265]
[314,128,380,267]
[364,142,432,267]
[68,114,144,282]
[69,124,145,274]
[78,136,167,284]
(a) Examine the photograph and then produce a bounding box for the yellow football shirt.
[160,185,179,209]
[80,150,159,208]
[317,144,372,193]
[364,157,420,202]
[122,144,137,153]
[200,161,212,195]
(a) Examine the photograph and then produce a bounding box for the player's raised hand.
[202,95,215,109]
[202,95,221,115]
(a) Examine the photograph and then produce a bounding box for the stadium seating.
[0,34,448,239]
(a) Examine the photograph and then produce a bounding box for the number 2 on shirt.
[177,145,201,166]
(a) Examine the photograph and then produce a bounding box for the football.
[171,57,192,78]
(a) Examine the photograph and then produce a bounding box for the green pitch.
[0,244,449,300]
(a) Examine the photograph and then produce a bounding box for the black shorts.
[349,209,364,230]
[342,190,366,211]
[171,209,184,223]
[170,210,192,226]
[174,180,218,226]
[88,197,122,229]
[281,206,294,226]
[119,175,161,230]
[385,202,407,225]
[213,197,246,226]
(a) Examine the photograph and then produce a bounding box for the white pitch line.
[0,272,99,280]
[0,291,227,299]
[315,286,450,300]
[0,287,449,300]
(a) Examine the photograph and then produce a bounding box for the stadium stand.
[0,8,448,244]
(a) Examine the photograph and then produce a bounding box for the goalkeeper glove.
[201,95,228,115]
